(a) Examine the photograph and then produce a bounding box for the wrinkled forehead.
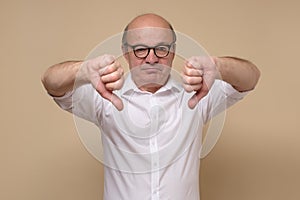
[125,27,174,46]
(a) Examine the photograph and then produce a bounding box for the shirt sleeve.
[53,84,103,126]
[198,80,249,124]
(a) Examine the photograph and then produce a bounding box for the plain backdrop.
[1,0,300,199]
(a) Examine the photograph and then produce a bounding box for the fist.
[182,56,219,109]
[81,54,124,110]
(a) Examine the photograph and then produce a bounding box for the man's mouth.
[140,64,163,72]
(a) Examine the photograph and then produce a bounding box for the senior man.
[42,13,260,200]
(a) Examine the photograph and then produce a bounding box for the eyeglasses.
[125,42,175,59]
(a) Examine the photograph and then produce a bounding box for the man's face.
[123,27,175,91]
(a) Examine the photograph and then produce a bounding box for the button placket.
[150,95,160,200]
[150,137,159,200]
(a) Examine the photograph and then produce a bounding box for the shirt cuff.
[221,81,250,100]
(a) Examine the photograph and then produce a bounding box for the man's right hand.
[80,55,124,110]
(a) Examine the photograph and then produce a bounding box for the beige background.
[1,0,299,199]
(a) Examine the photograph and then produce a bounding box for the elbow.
[41,68,63,96]
[245,63,261,91]
[251,63,261,90]
[235,62,261,92]
[41,72,49,89]
[41,70,50,92]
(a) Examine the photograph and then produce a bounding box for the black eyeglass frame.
[124,42,176,59]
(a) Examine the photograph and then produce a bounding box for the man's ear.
[171,43,176,53]
[170,43,176,59]
[122,45,129,63]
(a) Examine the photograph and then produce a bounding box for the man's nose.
[145,49,159,64]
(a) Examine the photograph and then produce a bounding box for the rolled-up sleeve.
[199,80,249,124]
[53,84,103,125]
[53,91,74,113]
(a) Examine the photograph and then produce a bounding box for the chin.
[133,72,169,89]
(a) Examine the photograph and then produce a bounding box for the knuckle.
[184,76,192,84]
[185,68,193,75]
[183,84,193,92]
[111,72,120,81]
[102,54,114,61]
[99,54,115,66]
[114,61,121,68]
[115,80,123,90]
[118,67,124,75]
[105,83,113,91]
[195,84,203,91]
[184,75,194,84]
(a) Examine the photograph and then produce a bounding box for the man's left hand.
[182,56,220,109]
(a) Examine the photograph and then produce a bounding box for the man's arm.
[214,56,260,92]
[41,55,124,110]
[41,61,83,97]
[182,56,260,108]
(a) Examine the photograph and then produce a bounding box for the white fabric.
[54,75,248,200]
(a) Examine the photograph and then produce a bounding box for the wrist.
[212,56,223,80]
[75,61,90,85]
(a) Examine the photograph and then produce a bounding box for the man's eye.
[134,47,148,52]
[156,46,168,52]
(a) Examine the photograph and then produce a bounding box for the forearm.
[214,56,260,92]
[41,61,85,96]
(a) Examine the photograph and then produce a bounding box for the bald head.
[127,13,173,30]
[122,13,176,45]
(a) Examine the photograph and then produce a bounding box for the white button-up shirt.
[54,74,247,200]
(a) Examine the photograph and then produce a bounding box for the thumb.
[188,85,209,109]
[110,93,124,111]
[96,80,124,111]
